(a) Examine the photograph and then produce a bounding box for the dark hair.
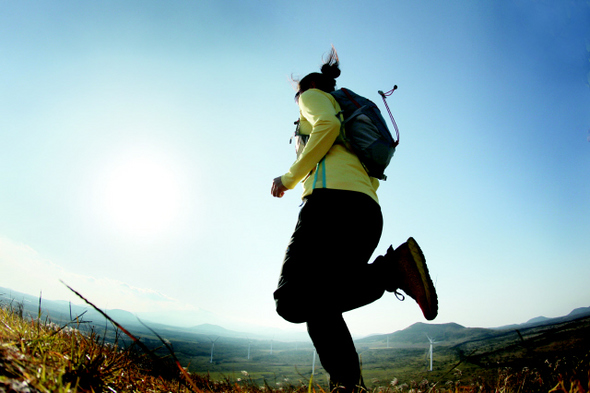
[295,47,340,101]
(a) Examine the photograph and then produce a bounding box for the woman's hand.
[271,176,288,198]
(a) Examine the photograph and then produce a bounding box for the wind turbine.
[426,334,438,371]
[270,336,274,355]
[209,336,219,364]
[247,339,252,360]
[307,348,317,388]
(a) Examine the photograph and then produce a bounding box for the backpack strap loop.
[378,86,400,146]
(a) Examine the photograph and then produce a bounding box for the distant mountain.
[0,286,310,342]
[188,323,232,334]
[568,307,590,318]
[179,323,249,338]
[0,287,143,328]
[525,316,551,325]
[357,322,496,347]
[134,308,230,330]
[496,306,590,331]
[2,286,587,345]
[357,306,590,350]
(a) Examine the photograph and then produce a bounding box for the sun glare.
[102,153,182,237]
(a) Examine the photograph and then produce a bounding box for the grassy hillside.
[1,298,590,392]
[0,300,318,393]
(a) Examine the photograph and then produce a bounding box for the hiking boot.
[383,237,438,320]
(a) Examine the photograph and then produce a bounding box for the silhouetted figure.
[271,47,438,393]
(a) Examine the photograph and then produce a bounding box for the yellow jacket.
[281,89,380,203]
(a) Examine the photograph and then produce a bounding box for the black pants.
[274,189,385,390]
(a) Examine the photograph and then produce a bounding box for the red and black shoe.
[383,237,438,321]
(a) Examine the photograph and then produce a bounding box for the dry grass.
[1,300,179,392]
[1,297,589,393]
[0,300,323,393]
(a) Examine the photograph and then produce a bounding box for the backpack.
[290,86,399,180]
[330,87,399,180]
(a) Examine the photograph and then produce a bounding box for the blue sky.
[1,0,589,338]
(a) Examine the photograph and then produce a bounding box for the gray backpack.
[290,86,399,180]
[330,87,399,180]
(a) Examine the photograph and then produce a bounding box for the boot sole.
[406,237,438,320]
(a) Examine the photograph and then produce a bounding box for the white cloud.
[0,236,200,314]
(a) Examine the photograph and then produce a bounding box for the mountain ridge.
[0,286,309,341]
[1,286,588,344]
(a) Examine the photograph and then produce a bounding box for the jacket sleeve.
[281,89,341,189]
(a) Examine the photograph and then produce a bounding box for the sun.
[101,153,182,237]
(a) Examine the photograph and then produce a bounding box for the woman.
[271,48,437,393]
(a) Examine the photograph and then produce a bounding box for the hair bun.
[295,47,340,96]
[321,63,341,79]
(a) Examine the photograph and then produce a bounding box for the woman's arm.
[280,89,341,189]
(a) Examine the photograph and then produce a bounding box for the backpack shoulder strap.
[340,88,361,109]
